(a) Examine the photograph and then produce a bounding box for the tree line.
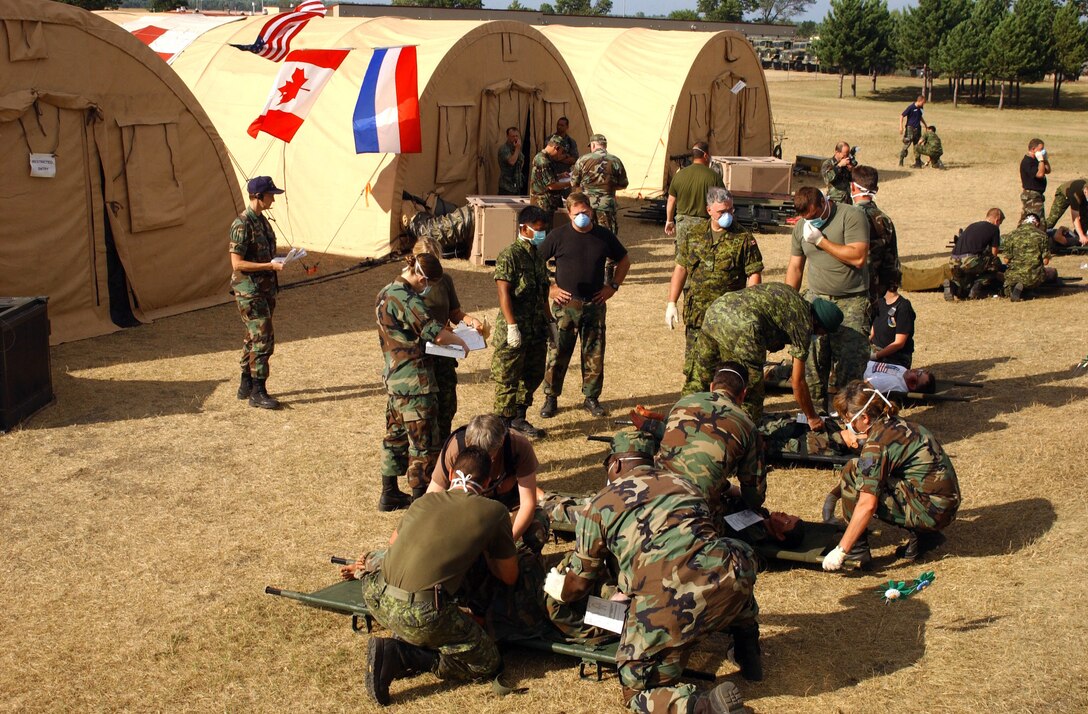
[814,0,1088,108]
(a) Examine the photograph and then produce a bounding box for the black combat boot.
[539,395,558,418]
[378,476,412,512]
[237,370,253,400]
[365,637,438,706]
[912,158,923,168]
[942,279,956,302]
[511,406,546,439]
[730,622,763,681]
[1009,282,1024,302]
[845,531,873,569]
[897,529,946,561]
[694,680,746,714]
[411,485,427,500]
[582,397,607,417]
[248,379,281,409]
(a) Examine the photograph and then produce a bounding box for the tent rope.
[310,153,393,269]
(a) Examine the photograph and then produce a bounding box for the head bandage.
[715,367,746,383]
[450,469,483,494]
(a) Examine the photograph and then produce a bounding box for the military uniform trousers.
[619,540,759,714]
[681,321,770,421]
[899,126,921,162]
[360,572,501,681]
[587,194,619,236]
[236,293,276,380]
[673,214,705,248]
[432,356,458,445]
[838,459,960,533]
[545,300,607,400]
[1045,182,1074,229]
[913,143,942,164]
[381,393,439,490]
[804,291,870,410]
[1020,190,1045,223]
[491,322,548,418]
[949,254,1001,295]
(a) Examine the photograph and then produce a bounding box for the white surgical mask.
[845,388,894,441]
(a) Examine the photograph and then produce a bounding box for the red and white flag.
[352,46,421,154]
[247,48,349,143]
[231,0,327,63]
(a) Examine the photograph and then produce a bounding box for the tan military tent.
[540,26,774,197]
[112,15,591,258]
[0,0,242,344]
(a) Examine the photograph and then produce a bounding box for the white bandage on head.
[715,367,745,382]
[450,469,483,495]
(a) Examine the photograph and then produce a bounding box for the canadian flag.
[248,48,349,143]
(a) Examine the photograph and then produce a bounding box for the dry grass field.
[4,72,1088,713]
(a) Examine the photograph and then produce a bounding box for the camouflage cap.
[810,297,843,333]
[610,428,658,459]
[546,134,564,147]
[589,133,607,145]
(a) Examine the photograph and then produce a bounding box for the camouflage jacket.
[529,150,558,198]
[854,415,960,529]
[229,208,278,298]
[497,142,525,194]
[375,278,443,395]
[676,221,764,329]
[551,134,578,175]
[1002,223,1050,288]
[570,149,629,208]
[821,158,852,196]
[492,238,550,335]
[703,282,814,362]
[918,132,943,155]
[855,200,901,297]
[657,390,766,516]
[568,467,735,597]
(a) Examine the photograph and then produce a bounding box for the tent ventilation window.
[116,118,186,233]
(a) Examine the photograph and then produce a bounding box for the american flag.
[230,1,327,62]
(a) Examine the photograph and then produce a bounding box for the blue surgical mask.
[531,229,546,246]
[718,212,734,229]
[573,213,592,229]
[419,284,432,297]
[809,202,831,229]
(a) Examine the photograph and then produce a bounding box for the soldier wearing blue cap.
[230,176,286,409]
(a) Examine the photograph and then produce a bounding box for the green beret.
[811,298,843,333]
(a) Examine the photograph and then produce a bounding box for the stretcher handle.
[587,435,613,443]
[613,419,634,426]
[330,556,355,565]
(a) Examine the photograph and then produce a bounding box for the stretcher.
[763,376,982,405]
[265,558,696,682]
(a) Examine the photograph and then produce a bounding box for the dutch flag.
[352,46,421,154]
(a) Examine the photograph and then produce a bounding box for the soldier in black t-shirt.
[1019,138,1051,222]
[1045,178,1088,245]
[870,288,915,368]
[947,208,1005,300]
[537,192,631,419]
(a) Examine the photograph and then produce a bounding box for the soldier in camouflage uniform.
[341,447,520,706]
[1002,215,1057,301]
[491,205,552,438]
[497,127,525,195]
[375,253,469,511]
[666,186,764,386]
[659,362,766,526]
[229,176,286,410]
[545,466,761,713]
[528,136,568,219]
[821,381,960,570]
[412,238,485,444]
[682,282,842,430]
[820,141,855,205]
[912,125,944,168]
[570,133,629,236]
[550,116,578,178]
[850,166,901,307]
[946,208,1005,300]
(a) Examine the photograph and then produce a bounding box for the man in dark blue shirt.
[899,96,927,167]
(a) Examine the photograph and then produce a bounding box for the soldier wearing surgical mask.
[665,186,764,388]
[821,380,961,571]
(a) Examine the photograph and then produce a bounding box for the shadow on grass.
[943,497,1056,559]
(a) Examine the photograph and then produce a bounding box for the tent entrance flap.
[709,72,744,156]
[478,79,542,194]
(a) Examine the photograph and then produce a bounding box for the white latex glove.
[803,221,824,246]
[506,323,522,348]
[1035,149,1047,160]
[822,546,846,571]
[665,301,679,330]
[544,567,567,602]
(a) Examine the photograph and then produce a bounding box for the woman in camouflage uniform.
[822,380,961,570]
[374,253,467,511]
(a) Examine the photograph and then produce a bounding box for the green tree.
[1050,1,1088,106]
[935,19,985,106]
[58,0,120,8]
[697,0,746,22]
[553,0,613,14]
[507,0,527,8]
[896,0,971,100]
[392,0,484,7]
[149,0,187,10]
[748,0,814,23]
[865,0,897,91]
[669,9,701,19]
[795,19,819,36]
[986,0,1056,109]
[814,0,877,97]
[540,2,556,11]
